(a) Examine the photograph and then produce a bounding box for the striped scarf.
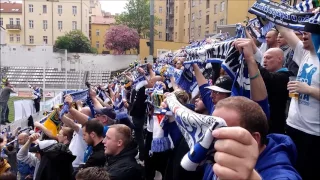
[294,0,320,12]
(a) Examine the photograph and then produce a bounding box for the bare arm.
[61,114,80,132]
[247,58,268,101]
[192,64,207,86]
[34,122,58,141]
[309,87,320,101]
[68,108,89,125]
[276,25,300,50]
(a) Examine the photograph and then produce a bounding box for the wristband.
[250,71,260,80]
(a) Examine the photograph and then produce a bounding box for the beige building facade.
[22,0,90,46]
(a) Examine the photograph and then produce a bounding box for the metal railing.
[6,24,21,30]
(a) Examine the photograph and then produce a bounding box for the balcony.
[169,0,174,5]
[6,24,21,30]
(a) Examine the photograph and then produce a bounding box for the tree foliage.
[115,0,159,38]
[54,30,95,53]
[105,25,140,54]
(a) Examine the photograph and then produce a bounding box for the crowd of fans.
[0,3,319,180]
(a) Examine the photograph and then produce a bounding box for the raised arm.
[61,114,80,133]
[192,63,207,86]
[276,25,300,50]
[34,122,58,141]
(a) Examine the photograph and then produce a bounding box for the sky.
[0,0,128,15]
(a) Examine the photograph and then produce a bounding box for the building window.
[220,19,224,25]
[184,29,185,36]
[184,2,186,9]
[214,4,217,14]
[206,15,209,25]
[221,1,225,12]
[72,21,77,30]
[184,16,186,23]
[206,31,209,35]
[96,41,99,48]
[16,18,20,25]
[29,20,34,29]
[192,13,195,21]
[159,19,162,26]
[176,6,178,13]
[159,6,162,13]
[0,18,3,26]
[96,29,100,36]
[43,20,47,29]
[175,19,177,26]
[192,0,195,7]
[16,34,20,42]
[58,5,62,14]
[159,32,162,39]
[43,5,47,13]
[206,0,210,8]
[191,28,194,37]
[188,14,190,22]
[9,34,14,42]
[214,21,217,31]
[198,26,201,37]
[29,35,34,44]
[9,18,13,25]
[175,32,177,39]
[199,10,202,19]
[58,21,62,30]
[72,6,77,15]
[199,0,202,4]
[29,4,33,13]
[43,36,48,44]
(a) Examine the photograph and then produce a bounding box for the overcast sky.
[1,0,128,15]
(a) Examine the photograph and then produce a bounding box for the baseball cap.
[29,140,57,153]
[94,107,116,119]
[205,75,232,93]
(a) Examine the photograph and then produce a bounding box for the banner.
[69,89,88,102]
[18,91,33,98]
[14,100,35,121]
[44,91,55,98]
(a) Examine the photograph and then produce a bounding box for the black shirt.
[129,87,147,118]
[82,141,106,168]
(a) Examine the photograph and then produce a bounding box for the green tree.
[54,30,95,53]
[115,0,159,38]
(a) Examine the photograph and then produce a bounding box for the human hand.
[89,88,97,98]
[64,95,73,106]
[76,100,83,107]
[287,81,311,95]
[29,133,41,142]
[34,122,42,128]
[312,7,319,14]
[137,67,146,75]
[212,127,260,180]
[233,38,256,62]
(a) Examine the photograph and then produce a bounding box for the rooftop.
[0,2,22,13]
[91,16,116,25]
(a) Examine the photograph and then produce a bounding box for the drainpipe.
[52,0,54,45]
[81,0,83,32]
[189,0,191,42]
[226,0,229,25]
[24,0,26,45]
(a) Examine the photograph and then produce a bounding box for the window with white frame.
[9,18,13,25]
[72,6,77,15]
[175,32,177,39]
[214,4,217,14]
[192,0,195,7]
[220,19,224,25]
[206,15,209,25]
[0,18,3,26]
[221,1,225,12]
[96,41,99,48]
[43,36,48,44]
[159,32,162,39]
[198,26,201,37]
[16,34,20,42]
[58,5,62,14]
[96,29,100,36]
[159,19,162,26]
[16,18,20,25]
[199,10,202,19]
[29,20,34,29]
[159,6,162,13]
[43,20,47,29]
[43,5,47,13]
[192,13,195,21]
[29,35,34,44]
[29,4,33,13]
[9,34,14,42]
[72,21,77,30]
[214,21,217,31]
[58,21,62,30]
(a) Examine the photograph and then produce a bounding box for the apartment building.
[22,0,90,46]
[154,0,260,43]
[0,2,24,45]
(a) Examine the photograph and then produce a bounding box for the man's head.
[57,127,74,144]
[263,48,284,72]
[17,132,29,145]
[205,75,232,105]
[82,120,104,146]
[302,32,315,51]
[5,82,10,87]
[103,124,132,156]
[175,60,183,69]
[94,107,116,126]
[277,33,288,47]
[266,29,279,48]
[76,167,110,180]
[294,31,303,41]
[213,97,268,147]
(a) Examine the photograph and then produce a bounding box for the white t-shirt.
[69,125,88,167]
[286,41,320,136]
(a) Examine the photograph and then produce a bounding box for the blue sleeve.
[164,121,182,147]
[199,84,215,115]
[255,98,270,120]
[103,126,108,137]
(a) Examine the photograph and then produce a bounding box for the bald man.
[17,133,29,147]
[17,132,34,180]
[258,47,294,134]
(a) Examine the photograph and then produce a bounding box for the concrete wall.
[0,45,138,71]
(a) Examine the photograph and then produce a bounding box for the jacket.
[129,87,147,117]
[0,159,11,175]
[259,65,294,134]
[105,141,143,180]
[35,143,76,180]
[17,146,40,180]
[203,134,302,180]
[82,141,106,168]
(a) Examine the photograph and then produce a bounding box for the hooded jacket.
[35,143,76,180]
[203,134,302,180]
[105,141,143,180]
